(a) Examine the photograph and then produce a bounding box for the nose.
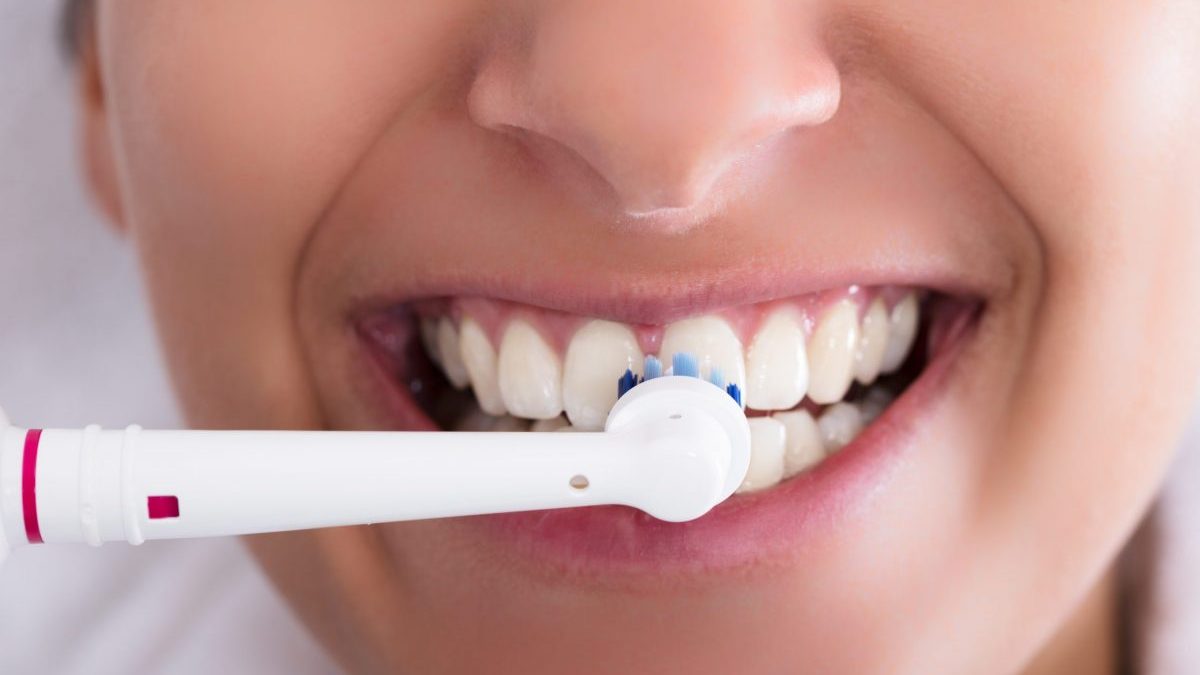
[468,0,841,220]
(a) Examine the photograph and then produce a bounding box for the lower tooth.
[436,318,471,389]
[453,405,530,431]
[859,387,894,425]
[492,415,532,432]
[776,409,825,478]
[817,402,864,453]
[737,417,786,493]
[530,416,569,432]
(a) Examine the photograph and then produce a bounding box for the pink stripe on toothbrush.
[22,429,43,544]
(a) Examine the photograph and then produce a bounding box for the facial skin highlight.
[73,2,1200,673]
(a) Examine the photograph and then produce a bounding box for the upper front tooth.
[458,317,507,415]
[562,320,643,431]
[659,316,745,406]
[737,416,786,493]
[817,402,864,453]
[854,299,890,385]
[807,300,861,404]
[776,409,825,478]
[745,308,809,410]
[880,293,919,374]
[497,319,564,419]
[436,318,471,389]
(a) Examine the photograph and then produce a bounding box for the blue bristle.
[617,368,638,399]
[725,383,742,407]
[643,355,663,380]
[672,352,700,378]
[707,367,725,389]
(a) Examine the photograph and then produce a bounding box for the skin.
[73,1,1200,673]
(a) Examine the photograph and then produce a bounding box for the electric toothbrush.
[0,366,750,566]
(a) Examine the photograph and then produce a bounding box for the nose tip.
[467,3,842,222]
[612,80,841,217]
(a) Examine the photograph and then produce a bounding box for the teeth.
[776,410,825,478]
[497,319,564,419]
[563,320,643,431]
[491,415,532,432]
[435,318,471,389]
[530,415,570,432]
[452,403,530,431]
[744,308,808,410]
[817,402,864,453]
[860,387,894,425]
[659,316,745,406]
[880,293,919,374]
[737,417,787,493]
[436,289,909,484]
[420,317,442,367]
[854,299,889,386]
[806,300,861,404]
[458,317,507,416]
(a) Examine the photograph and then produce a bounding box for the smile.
[355,282,981,576]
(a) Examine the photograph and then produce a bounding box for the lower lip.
[467,330,968,581]
[361,305,974,581]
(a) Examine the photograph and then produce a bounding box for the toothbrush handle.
[0,425,676,546]
[134,429,641,540]
[0,376,748,552]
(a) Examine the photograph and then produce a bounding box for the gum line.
[412,284,914,358]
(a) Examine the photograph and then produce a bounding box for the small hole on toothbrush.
[569,474,590,490]
[669,413,682,420]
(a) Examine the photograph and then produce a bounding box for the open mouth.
[362,286,971,488]
[354,284,980,574]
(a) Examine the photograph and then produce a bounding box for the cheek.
[883,0,1200,474]
[96,3,474,426]
[864,0,1200,653]
[985,5,1200,652]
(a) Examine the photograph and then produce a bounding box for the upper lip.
[346,254,1001,326]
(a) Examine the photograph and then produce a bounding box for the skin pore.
[70,2,1200,673]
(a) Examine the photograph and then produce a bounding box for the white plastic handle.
[0,377,750,552]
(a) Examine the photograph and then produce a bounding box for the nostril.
[465,16,843,223]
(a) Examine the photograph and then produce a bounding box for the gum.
[412,285,915,359]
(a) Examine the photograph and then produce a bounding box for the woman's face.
[81,1,1200,672]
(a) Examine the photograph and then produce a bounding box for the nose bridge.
[469,1,841,218]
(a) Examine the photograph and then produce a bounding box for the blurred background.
[0,4,332,673]
[0,2,1197,672]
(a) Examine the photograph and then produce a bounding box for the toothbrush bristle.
[617,368,638,398]
[707,367,725,389]
[672,352,700,378]
[643,355,663,380]
[615,352,743,406]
